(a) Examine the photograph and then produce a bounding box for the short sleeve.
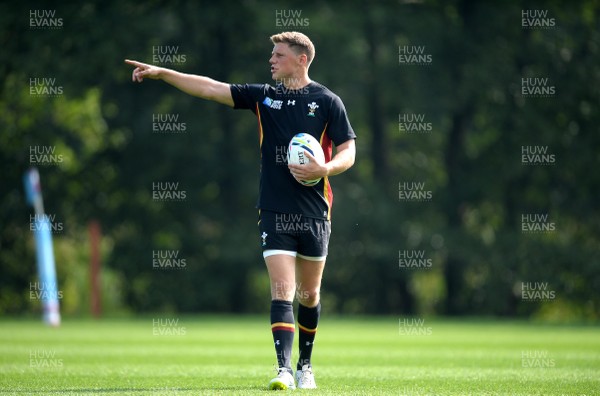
[327,95,356,146]
[230,83,266,112]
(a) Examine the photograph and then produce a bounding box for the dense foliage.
[1,1,598,319]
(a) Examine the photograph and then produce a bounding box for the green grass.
[0,316,598,395]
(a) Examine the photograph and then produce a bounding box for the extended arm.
[124,59,234,107]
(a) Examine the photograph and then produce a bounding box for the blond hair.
[270,31,315,65]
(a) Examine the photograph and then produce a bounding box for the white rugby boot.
[268,367,296,390]
[295,364,317,389]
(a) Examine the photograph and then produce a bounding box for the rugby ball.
[287,133,325,187]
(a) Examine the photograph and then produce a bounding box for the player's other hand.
[288,150,328,181]
[125,59,163,82]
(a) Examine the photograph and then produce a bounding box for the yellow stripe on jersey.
[319,124,333,221]
[323,177,332,221]
[318,123,328,146]
[256,103,264,151]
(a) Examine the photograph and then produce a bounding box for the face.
[269,42,305,81]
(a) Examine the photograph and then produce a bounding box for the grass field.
[0,316,598,395]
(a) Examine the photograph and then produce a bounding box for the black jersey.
[230,81,356,220]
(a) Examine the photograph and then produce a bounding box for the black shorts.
[258,210,331,261]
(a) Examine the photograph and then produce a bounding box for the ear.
[298,53,308,66]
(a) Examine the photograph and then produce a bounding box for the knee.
[271,279,296,302]
[297,288,320,307]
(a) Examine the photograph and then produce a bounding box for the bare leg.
[296,257,326,307]
[265,254,296,302]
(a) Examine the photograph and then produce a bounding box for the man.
[125,31,356,390]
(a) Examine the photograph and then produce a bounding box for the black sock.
[270,300,294,372]
[297,302,320,370]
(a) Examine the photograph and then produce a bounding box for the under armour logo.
[305,341,312,346]
[287,100,295,106]
[275,340,280,346]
